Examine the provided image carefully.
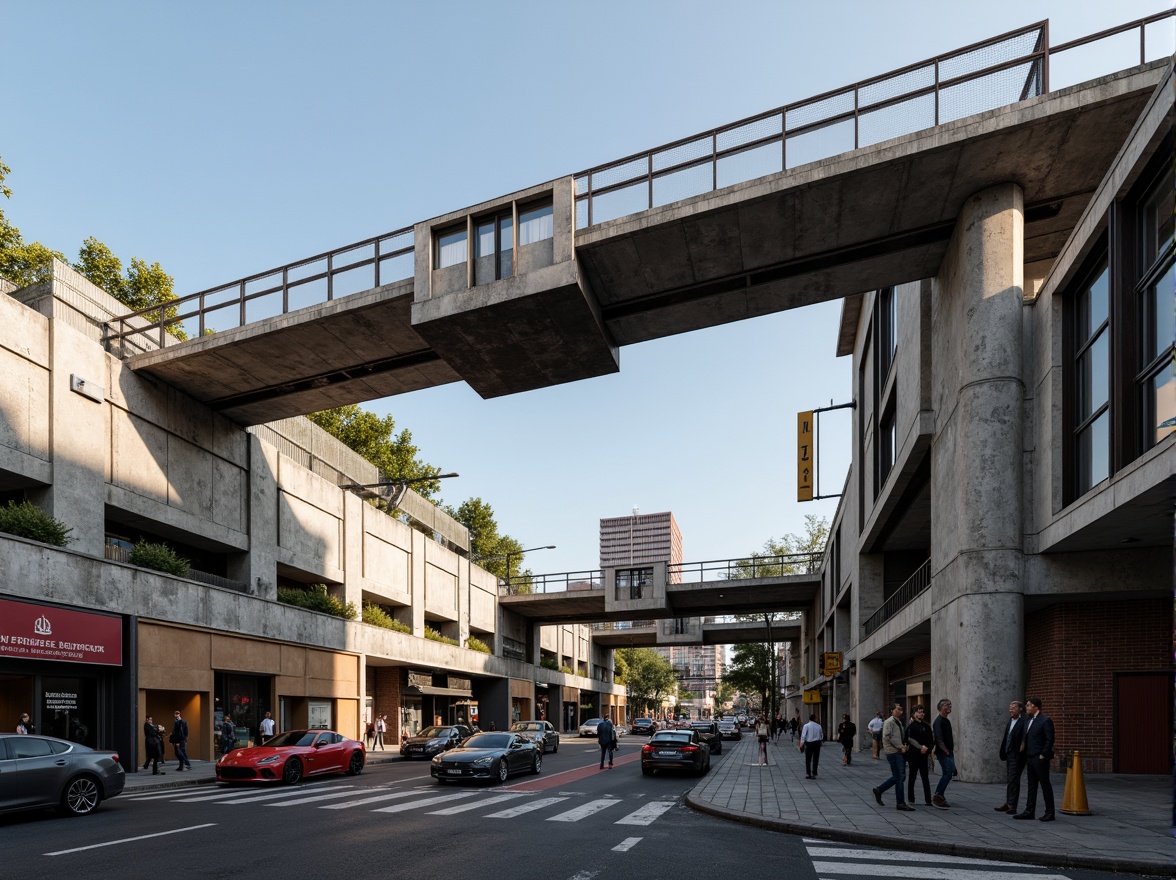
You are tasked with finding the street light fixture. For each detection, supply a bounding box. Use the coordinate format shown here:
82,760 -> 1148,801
339,472 -> 459,509
475,545 -> 556,593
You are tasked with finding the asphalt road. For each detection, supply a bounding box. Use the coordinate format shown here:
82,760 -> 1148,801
0,736 -> 1157,880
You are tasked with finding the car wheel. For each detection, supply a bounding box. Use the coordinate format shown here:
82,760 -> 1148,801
283,758 -> 303,785
532,752 -> 542,775
346,751 -> 365,776
496,759 -> 509,784
59,774 -> 101,816
553,740 -> 558,753
642,765 -> 653,776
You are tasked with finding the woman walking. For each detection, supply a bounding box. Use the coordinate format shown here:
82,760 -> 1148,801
755,715 -> 771,765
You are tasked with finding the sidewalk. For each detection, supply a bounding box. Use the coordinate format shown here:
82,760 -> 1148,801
686,734 -> 1174,876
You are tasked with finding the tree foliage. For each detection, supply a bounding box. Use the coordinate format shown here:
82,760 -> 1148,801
449,497 -> 523,579
722,642 -> 775,709
616,647 -> 677,716
308,405 -> 440,499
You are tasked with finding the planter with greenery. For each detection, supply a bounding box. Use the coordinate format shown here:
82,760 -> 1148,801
129,540 -> 189,577
540,658 -> 559,671
276,584 -> 357,620
424,626 -> 459,646
0,500 -> 72,546
465,635 -> 491,654
362,602 -> 411,633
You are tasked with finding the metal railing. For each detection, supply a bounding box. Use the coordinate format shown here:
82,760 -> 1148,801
670,552 -> 822,584
862,558 -> 931,637
104,542 -> 249,593
591,620 -> 657,631
103,13 -> 1172,354
501,570 -> 604,596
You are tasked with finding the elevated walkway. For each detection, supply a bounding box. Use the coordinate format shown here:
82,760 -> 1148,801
589,618 -> 801,648
104,17 -> 1172,425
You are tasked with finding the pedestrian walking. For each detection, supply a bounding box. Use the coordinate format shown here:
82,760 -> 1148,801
837,714 -> 857,765
789,714 -> 799,741
16,712 -> 32,734
905,704 -> 934,806
871,703 -> 914,811
931,698 -> 954,808
219,712 -> 236,756
867,711 -> 884,759
170,710 -> 192,771
142,715 -> 166,775
375,714 -> 387,750
995,700 -> 1027,813
799,714 -> 823,779
1014,697 -> 1056,822
755,715 -> 771,765
773,710 -> 784,744
597,716 -> 616,769
259,710 -> 275,745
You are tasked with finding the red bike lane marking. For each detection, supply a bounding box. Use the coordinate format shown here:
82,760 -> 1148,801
506,749 -> 642,791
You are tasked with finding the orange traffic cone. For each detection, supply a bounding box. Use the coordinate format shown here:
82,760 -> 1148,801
1060,750 -> 1091,815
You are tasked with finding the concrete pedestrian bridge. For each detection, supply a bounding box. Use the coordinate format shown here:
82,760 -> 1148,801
105,16 -> 1172,425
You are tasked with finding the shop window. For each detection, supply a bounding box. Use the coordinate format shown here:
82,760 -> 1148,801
475,211 -> 513,284
435,226 -> 467,268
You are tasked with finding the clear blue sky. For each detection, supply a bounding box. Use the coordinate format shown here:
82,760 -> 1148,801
3,2 -> 1168,576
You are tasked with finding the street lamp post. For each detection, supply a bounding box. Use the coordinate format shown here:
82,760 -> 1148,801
479,545 -> 556,594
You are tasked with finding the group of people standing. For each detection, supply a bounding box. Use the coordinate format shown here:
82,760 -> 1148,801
139,708 -> 277,774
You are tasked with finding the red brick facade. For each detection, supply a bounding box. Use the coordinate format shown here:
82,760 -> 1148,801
1025,598 -> 1170,773
368,666 -> 403,746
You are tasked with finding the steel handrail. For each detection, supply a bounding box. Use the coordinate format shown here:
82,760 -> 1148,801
862,558 -> 931,636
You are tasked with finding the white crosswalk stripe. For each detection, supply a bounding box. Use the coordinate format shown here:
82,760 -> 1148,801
806,847 -> 1025,867
427,792 -> 526,814
266,788 -> 385,807
614,800 -> 675,825
547,798 -> 621,822
319,790 -> 431,810
807,841 -> 1073,880
372,792 -> 480,813
485,796 -> 569,818
211,785 -> 359,805
813,866 -> 1071,880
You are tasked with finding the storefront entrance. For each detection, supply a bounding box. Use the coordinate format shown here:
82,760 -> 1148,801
0,672 -> 100,748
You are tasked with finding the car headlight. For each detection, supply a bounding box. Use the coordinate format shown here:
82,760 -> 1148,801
256,755 -> 282,765
472,756 -> 493,766
431,755 -> 442,764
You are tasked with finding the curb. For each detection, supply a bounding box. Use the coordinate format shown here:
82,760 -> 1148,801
684,789 -> 1176,877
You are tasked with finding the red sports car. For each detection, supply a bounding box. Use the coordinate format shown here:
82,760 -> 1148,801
216,729 -> 365,784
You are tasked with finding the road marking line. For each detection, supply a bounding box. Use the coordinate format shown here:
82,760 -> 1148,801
547,798 -> 621,822
486,796 -> 568,818
44,823 -> 216,856
615,800 -> 675,825
612,837 -> 643,852
321,790 -> 429,809
372,792 -> 479,813
216,785 -> 358,805
566,871 -> 599,880
806,847 -> 1026,867
266,788 -> 383,807
427,793 -> 526,814
811,862 -> 1070,879
173,783 -> 353,803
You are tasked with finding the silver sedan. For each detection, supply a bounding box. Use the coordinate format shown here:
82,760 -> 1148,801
509,720 -> 560,753
0,734 -> 125,816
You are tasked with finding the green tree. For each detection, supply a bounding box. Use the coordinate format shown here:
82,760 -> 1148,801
714,679 -> 735,713
722,642 -> 775,711
616,647 -> 677,717
308,405 -> 440,499
75,236 -> 126,299
449,497 -> 523,579
0,158 -> 65,286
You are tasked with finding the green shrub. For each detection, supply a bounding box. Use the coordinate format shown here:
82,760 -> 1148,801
276,584 -> 357,620
558,665 -> 573,675
0,500 -> 72,546
362,602 -> 410,633
466,635 -> 491,654
540,658 -> 559,671
129,540 -> 188,577
424,626 -> 459,646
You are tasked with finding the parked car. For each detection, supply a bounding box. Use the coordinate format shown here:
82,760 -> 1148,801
578,718 -> 605,737
630,717 -> 658,736
509,720 -> 560,753
0,734 -> 125,816
689,720 -> 723,755
717,719 -> 741,740
216,729 -> 365,784
431,732 -> 542,783
641,729 -> 710,776
400,724 -> 474,759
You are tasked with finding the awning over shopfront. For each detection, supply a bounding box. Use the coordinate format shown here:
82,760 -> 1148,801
407,685 -> 473,698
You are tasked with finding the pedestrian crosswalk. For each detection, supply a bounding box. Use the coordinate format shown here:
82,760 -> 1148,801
803,838 -> 1074,880
122,783 -> 678,827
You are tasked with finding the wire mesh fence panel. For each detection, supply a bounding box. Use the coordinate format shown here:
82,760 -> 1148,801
287,276 -> 328,311
591,180 -> 649,225
938,61 -> 1039,124
576,197 -> 590,229
858,92 -> 936,148
378,252 -> 413,284
1050,30 -> 1143,91
591,156 -> 648,192
785,89 -> 854,133
330,264 -> 375,299
653,134 -> 712,172
653,162 -> 713,207
245,290 -> 284,324
287,256 -> 328,283
574,174 -> 590,195
785,118 -> 855,169
716,141 -> 783,189
858,63 -> 936,109
244,270 -> 283,297
203,301 -> 244,333
1144,18 -> 1176,62
717,112 -> 782,152
938,27 -> 1042,81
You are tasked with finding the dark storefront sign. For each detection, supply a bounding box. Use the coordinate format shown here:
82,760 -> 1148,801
0,597 -> 122,666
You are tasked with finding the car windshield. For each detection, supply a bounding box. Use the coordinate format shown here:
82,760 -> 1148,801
582,719 -> 603,725
264,731 -> 319,748
634,718 -> 652,724
464,733 -> 512,749
690,722 -> 712,730
417,726 -> 454,738
511,722 -> 543,732
651,732 -> 692,744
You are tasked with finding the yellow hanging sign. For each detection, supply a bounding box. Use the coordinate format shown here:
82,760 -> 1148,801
797,411 -> 814,502
802,690 -> 822,704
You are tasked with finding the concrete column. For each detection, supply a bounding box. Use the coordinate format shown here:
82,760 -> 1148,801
930,182 -> 1026,783
341,491 -> 364,611
226,435 -> 278,598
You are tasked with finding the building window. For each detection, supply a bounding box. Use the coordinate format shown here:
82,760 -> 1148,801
475,211 -> 513,284
1136,164 -> 1175,448
1072,257 -> 1111,495
879,402 -> 897,487
518,202 -> 554,245
616,567 -> 653,600
879,286 -> 897,382
436,226 -> 467,268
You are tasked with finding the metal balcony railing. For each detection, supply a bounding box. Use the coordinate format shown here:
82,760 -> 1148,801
862,559 -> 931,637
671,552 -> 822,583
102,13 -> 1172,354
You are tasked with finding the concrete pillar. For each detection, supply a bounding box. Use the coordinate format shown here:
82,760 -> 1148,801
930,182 -> 1026,783
226,435 -> 278,598
341,491 -> 364,612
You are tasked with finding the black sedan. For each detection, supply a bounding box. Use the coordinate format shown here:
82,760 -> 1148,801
400,724 -> 473,759
629,717 -> 658,735
0,734 -> 125,816
431,732 -> 542,783
689,720 -> 723,755
641,729 -> 710,776
509,720 -> 560,753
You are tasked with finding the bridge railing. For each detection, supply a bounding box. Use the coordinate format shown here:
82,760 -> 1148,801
103,13 -> 1172,354
502,570 -> 604,596
670,552 -> 822,583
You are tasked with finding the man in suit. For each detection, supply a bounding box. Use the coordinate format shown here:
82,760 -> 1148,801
171,710 -> 192,771
597,716 -> 616,769
995,700 -> 1026,813
1014,696 -> 1056,821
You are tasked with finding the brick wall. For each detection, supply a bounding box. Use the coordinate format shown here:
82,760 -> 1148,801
1025,598 -> 1169,773
370,667 -> 403,746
